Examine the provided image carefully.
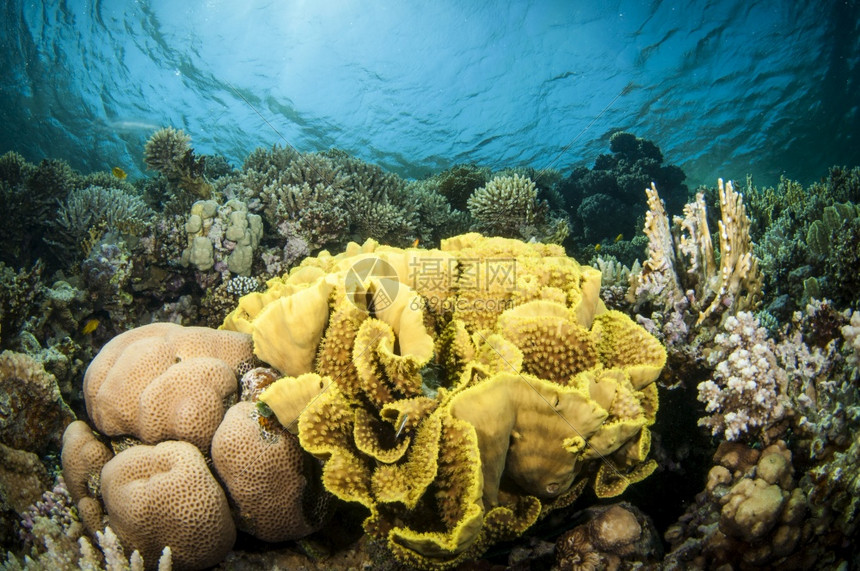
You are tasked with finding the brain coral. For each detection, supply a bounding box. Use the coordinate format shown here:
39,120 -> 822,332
83,322 -> 254,450
101,440 -> 235,570
222,232 -> 666,569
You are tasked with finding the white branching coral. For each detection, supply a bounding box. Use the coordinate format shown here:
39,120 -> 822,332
631,179 -> 763,325
697,312 -> 789,441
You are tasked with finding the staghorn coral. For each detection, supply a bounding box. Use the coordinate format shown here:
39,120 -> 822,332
222,232 -> 666,569
467,174 -> 570,244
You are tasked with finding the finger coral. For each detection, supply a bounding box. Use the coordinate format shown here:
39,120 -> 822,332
224,232 -> 666,569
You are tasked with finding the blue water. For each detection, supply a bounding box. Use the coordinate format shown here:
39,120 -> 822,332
1,0 -> 858,187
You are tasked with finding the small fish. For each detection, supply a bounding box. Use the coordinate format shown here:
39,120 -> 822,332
594,243 -> 602,252
614,233 -> 624,243
112,166 -> 127,180
394,414 -> 409,439
81,318 -> 100,335
411,238 -> 420,248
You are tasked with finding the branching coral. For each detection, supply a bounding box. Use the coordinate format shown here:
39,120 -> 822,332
467,174 -> 538,237
631,179 -> 763,326
144,127 -> 212,200
697,312 -> 790,442
48,186 -> 153,259
467,174 -> 569,243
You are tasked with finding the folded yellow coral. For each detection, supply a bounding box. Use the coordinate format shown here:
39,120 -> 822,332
224,233 -> 667,570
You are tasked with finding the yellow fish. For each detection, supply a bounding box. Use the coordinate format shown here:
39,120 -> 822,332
81,318 -> 100,335
594,243 -> 602,252
112,166 -> 127,180
614,233 -> 624,243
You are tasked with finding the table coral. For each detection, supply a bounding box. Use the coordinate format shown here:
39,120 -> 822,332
229,232 -> 667,569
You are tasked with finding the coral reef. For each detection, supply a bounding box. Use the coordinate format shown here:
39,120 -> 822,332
559,131 -> 687,244
224,232 -> 666,569
3,130 -> 859,570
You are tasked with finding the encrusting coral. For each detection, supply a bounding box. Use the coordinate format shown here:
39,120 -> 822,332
219,232 -> 666,569
664,441 -> 810,568
0,350 -> 75,454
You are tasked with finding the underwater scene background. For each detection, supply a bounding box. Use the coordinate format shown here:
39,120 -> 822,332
1,1 -> 859,570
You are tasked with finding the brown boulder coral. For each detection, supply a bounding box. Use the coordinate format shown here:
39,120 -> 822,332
60,420 -> 113,534
227,232 -> 666,569
83,322 -> 254,450
210,401 -> 332,542
101,440 -> 235,570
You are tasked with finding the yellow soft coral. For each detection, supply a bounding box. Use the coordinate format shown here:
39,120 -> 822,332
224,233 -> 666,570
